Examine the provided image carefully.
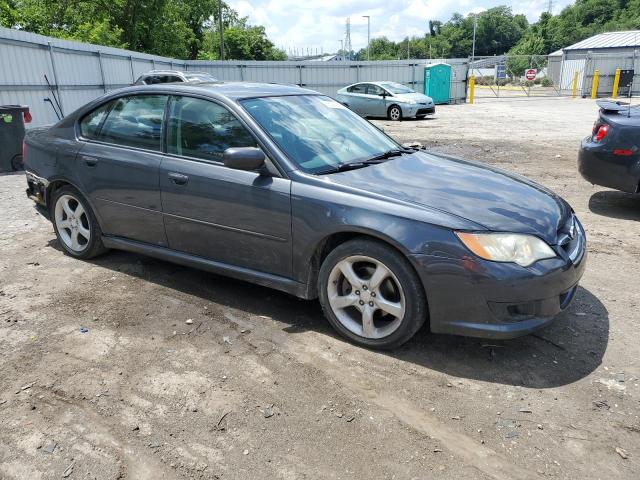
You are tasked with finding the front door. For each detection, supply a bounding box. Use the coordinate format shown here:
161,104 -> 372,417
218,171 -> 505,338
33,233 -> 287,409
159,95 -> 292,277
75,94 -> 168,246
364,84 -> 388,117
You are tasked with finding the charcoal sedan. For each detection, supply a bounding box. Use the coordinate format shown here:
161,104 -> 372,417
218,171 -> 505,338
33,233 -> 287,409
336,82 -> 435,120
24,82 -> 586,349
579,100 -> 640,193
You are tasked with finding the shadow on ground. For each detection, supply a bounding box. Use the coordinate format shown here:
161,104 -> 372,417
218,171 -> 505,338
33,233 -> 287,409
48,240 -> 608,390
589,190 -> 640,220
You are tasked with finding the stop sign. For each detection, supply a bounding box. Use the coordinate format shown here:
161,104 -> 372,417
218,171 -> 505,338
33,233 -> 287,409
525,68 -> 537,81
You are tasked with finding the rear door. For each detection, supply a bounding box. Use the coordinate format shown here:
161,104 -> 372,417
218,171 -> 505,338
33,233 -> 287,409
76,94 -> 169,246
159,95 -> 292,277
345,83 -> 367,115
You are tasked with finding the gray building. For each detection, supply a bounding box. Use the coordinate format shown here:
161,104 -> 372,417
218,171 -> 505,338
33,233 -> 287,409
548,30 -> 640,96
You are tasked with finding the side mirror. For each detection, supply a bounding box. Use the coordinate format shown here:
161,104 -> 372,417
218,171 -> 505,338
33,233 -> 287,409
223,147 -> 265,171
379,92 -> 387,97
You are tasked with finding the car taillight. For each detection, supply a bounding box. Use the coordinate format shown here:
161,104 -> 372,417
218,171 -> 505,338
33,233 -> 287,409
23,110 -> 32,123
22,140 -> 26,163
613,149 -> 633,156
594,124 -> 609,142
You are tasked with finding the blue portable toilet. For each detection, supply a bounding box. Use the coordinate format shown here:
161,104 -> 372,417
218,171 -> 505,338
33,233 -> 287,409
424,63 -> 451,104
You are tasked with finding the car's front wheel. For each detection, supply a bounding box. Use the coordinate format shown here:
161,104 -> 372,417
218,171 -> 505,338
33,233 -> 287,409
387,105 -> 402,121
51,185 -> 107,259
318,238 -> 427,349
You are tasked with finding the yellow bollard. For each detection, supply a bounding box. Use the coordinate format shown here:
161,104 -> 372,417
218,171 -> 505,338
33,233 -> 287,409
612,68 -> 621,99
468,75 -> 475,104
572,71 -> 579,98
591,69 -> 600,99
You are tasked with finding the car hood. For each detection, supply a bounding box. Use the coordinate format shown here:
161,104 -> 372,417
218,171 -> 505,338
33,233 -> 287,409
326,151 -> 570,244
393,92 -> 433,104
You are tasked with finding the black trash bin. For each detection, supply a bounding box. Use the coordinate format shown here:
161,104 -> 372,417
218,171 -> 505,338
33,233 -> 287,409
0,105 -> 31,172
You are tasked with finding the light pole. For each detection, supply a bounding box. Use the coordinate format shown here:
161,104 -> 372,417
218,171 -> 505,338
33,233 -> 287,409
362,15 -> 370,61
218,0 -> 225,61
471,14 -> 477,64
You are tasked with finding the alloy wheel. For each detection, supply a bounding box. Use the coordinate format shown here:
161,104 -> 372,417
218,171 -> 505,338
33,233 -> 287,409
54,194 -> 91,252
327,255 -> 406,339
389,107 -> 401,121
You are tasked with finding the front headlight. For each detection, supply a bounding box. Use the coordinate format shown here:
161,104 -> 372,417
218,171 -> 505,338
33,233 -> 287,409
456,232 -> 556,267
402,99 -> 417,105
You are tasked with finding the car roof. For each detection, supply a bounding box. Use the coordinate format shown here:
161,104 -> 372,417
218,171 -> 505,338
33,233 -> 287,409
123,81 -> 319,100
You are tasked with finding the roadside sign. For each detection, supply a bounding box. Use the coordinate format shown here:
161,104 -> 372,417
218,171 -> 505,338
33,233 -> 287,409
495,64 -> 507,80
525,68 -> 537,81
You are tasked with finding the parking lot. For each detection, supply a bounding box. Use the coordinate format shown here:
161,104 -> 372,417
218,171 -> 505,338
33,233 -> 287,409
1,97 -> 639,479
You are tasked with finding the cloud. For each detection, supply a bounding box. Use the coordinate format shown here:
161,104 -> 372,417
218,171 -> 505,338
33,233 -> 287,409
227,0 -> 575,53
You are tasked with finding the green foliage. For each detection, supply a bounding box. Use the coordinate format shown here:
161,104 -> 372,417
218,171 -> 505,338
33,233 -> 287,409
0,0 -> 284,60
356,1 -> 640,61
356,6 -> 527,60
199,19 -> 287,60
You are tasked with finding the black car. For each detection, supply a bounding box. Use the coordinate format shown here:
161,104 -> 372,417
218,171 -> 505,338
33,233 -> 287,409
24,82 -> 586,349
579,100 -> 640,193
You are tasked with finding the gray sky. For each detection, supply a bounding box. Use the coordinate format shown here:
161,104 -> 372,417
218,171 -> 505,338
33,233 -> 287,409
227,0 -> 574,54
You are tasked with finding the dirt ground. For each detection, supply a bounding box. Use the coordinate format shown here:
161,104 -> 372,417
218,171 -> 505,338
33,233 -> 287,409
1,97 -> 639,480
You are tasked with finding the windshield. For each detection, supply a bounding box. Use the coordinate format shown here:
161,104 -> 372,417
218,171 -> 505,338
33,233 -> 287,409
241,95 -> 400,174
380,82 -> 414,94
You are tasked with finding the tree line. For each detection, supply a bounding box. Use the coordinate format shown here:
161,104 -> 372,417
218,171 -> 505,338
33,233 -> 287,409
1,0 -> 639,61
353,1 -> 640,60
0,0 -> 286,60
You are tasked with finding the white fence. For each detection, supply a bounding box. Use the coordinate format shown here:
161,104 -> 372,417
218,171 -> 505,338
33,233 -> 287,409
0,27 -> 469,127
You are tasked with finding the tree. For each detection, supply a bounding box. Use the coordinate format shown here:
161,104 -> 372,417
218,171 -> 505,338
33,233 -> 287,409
0,0 -> 284,60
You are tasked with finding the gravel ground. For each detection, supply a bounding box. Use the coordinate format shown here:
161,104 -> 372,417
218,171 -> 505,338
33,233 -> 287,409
1,97 -> 639,480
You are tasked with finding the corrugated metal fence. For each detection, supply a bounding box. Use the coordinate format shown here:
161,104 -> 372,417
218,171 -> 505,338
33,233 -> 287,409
0,27 -> 469,127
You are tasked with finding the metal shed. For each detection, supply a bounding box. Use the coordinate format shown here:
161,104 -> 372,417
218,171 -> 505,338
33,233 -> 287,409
549,31 -> 640,97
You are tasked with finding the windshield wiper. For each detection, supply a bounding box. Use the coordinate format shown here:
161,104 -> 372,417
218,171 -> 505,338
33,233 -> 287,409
321,149 -> 409,174
365,148 -> 407,162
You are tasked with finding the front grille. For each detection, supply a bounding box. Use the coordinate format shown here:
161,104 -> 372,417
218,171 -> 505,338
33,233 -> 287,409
416,107 -> 435,116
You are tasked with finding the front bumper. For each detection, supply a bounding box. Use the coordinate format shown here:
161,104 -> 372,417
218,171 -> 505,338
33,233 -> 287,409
578,138 -> 640,193
409,222 -> 587,339
403,104 -> 435,118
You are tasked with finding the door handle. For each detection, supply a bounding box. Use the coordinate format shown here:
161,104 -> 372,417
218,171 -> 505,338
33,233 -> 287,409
168,172 -> 189,185
82,156 -> 98,167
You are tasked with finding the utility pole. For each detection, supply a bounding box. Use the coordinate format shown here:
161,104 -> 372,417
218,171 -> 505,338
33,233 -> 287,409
362,15 -> 370,60
407,38 -> 410,59
218,0 -> 225,60
471,14 -> 477,64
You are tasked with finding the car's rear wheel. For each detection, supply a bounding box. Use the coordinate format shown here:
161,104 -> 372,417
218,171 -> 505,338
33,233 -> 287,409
51,185 -> 107,259
388,105 -> 402,121
10,154 -> 23,171
318,238 -> 427,349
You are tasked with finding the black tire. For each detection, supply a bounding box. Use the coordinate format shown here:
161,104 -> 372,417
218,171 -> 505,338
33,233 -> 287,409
387,105 -> 403,121
10,154 -> 23,171
50,185 -> 107,259
318,238 -> 427,349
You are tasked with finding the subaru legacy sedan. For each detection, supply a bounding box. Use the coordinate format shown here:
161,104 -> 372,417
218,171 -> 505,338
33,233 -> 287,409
337,81 -> 435,120
24,82 -> 585,349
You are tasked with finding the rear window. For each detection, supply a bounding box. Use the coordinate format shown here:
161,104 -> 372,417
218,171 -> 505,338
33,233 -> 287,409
347,84 -> 366,93
79,101 -> 113,140
97,95 -> 167,151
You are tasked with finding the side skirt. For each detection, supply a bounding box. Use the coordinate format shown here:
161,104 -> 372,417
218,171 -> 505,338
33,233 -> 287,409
101,236 -> 310,299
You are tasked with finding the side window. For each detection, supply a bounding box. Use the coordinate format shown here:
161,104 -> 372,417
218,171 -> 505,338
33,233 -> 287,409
167,96 -> 257,162
348,84 -> 366,94
79,101 -> 113,140
165,76 -> 182,83
367,84 -> 384,96
98,95 -> 167,151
